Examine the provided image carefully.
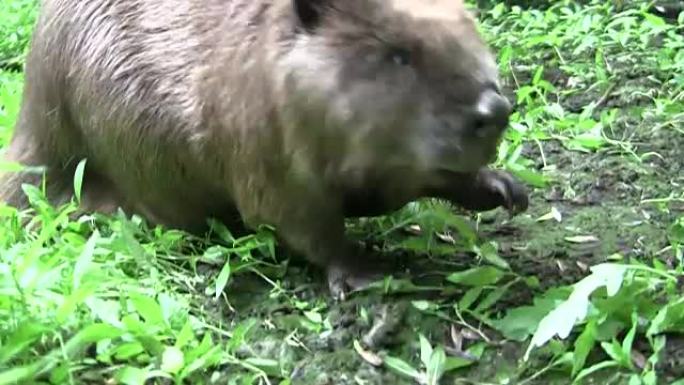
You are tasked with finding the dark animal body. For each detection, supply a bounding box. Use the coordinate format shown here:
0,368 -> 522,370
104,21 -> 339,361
0,0 -> 528,298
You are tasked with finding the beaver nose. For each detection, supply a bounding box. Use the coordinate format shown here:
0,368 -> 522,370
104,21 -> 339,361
472,88 -> 511,133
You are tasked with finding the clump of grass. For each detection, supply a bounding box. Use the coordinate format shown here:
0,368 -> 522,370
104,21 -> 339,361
0,71 -> 23,147
483,0 -> 684,181
0,182 -> 288,384
0,0 -> 37,69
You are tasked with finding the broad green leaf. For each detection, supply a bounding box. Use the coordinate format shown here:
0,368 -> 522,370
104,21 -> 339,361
202,245 -> 228,264
136,335 -> 166,357
525,264 -> 627,360
113,342 -> 145,360
226,319 -> 257,353
492,294 -> 561,341
442,214 -> 477,244
12,323 -> 125,383
383,356 -> 422,381
509,167 -> 547,188
572,319 -> 597,377
180,345 -> 223,379
114,366 -> 171,385
467,342 -> 487,361
600,340 -> 628,367
186,333 -> 214,363
568,132 -> 605,151
458,287 -> 483,311
244,358 -> 281,376
215,255 -> 231,300
208,219 -> 235,243
130,294 -> 167,328
56,283 -> 97,324
0,323 -> 46,365
161,346 -> 185,374
646,298 -> 684,336
0,363 -> 42,385
474,280 -> 514,313
0,161 -> 25,172
65,323 -> 123,352
642,370 -> 657,385
444,356 -> 477,371
175,319 -> 195,350
620,314 -> 638,369
573,361 -> 620,384
412,300 -> 434,311
476,241 -> 510,270
21,184 -> 48,210
532,65 -> 544,85
86,297 -> 123,326
670,218 -> 684,244
447,266 -> 505,287
592,264 -> 627,296
158,293 -> 186,328
73,158 -> 87,203
419,334 -> 433,368
516,85 -> 535,104
118,213 -> 147,259
303,310 -> 323,325
642,12 -> 667,27
426,347 -> 446,385
73,230 -> 99,289
115,367 -> 151,385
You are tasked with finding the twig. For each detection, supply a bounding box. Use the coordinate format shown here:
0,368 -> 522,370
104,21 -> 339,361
454,308 -> 492,344
594,82 -> 618,110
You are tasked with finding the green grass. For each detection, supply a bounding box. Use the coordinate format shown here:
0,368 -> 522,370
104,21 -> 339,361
1,1 -> 684,384
0,0 -> 37,69
0,74 -> 22,152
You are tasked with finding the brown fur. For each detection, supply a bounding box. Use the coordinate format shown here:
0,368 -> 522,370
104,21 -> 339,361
0,0 -> 528,296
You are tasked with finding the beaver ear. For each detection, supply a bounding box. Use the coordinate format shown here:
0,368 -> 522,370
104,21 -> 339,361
292,0 -> 327,31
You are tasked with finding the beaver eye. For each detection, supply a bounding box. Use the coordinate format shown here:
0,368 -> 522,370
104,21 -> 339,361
388,48 -> 412,66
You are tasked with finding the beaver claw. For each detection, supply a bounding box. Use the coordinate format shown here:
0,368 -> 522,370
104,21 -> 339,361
479,169 -> 529,215
327,259 -> 388,301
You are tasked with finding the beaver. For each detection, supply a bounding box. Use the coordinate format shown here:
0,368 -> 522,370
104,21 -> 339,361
0,0 -> 528,299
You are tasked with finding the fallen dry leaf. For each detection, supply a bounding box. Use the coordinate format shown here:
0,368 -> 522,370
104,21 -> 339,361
565,235 -> 600,244
354,340 -> 383,367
